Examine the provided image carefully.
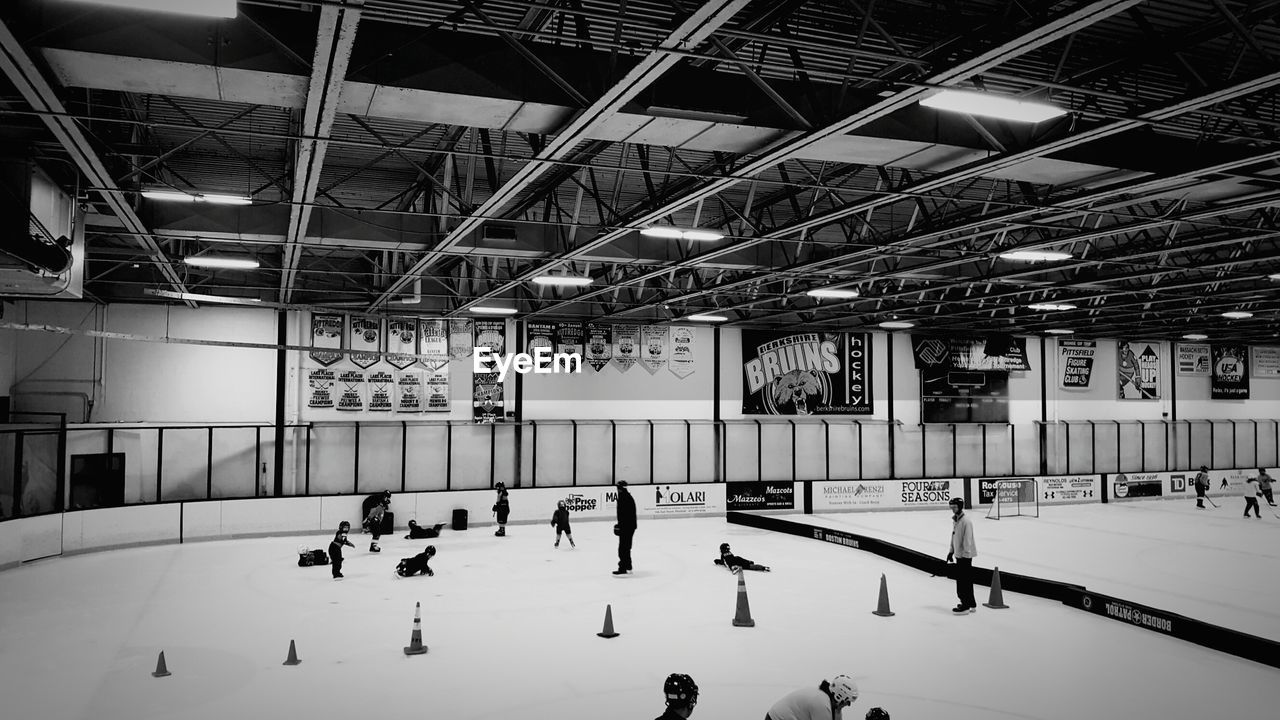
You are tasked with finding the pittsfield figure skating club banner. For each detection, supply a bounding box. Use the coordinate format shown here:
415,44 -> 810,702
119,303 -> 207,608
555,322 -> 583,357
337,370 -> 366,411
348,316 -> 383,368
1251,346 -> 1280,378
309,313 -> 344,366
612,324 -> 639,373
395,371 -> 424,412
368,371 -> 394,412
307,368 -> 336,408
386,317 -> 419,369
1211,343 -> 1250,399
1059,340 -> 1096,389
641,325 -> 668,374
741,331 -> 873,415
420,319 -> 449,369
1177,343 -> 1210,376
911,333 -> 1030,371
586,323 -> 612,372
669,325 -> 695,378
1117,340 -> 1160,400
448,319 -> 473,359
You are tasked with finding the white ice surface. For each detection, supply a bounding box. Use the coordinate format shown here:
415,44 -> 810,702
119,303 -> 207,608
0,511 -> 1278,720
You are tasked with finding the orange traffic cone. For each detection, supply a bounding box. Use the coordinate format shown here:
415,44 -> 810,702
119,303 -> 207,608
151,651 -> 171,678
283,639 -> 301,666
597,604 -> 620,638
983,567 -> 1010,609
732,569 -> 755,627
872,573 -> 895,617
403,602 -> 429,655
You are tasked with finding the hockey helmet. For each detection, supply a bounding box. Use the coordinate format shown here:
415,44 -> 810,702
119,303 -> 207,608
425,545 -> 437,557
408,519 -> 419,528
719,542 -> 731,554
827,675 -> 859,706
297,544 -> 310,554
557,500 -> 566,509
948,497 -> 964,509
339,520 -> 351,531
663,673 -> 699,707
865,708 -> 889,720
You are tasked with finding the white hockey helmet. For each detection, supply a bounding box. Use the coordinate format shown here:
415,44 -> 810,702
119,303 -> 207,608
827,675 -> 859,706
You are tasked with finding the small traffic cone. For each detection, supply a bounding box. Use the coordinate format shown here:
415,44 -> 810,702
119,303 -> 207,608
403,602 -> 429,655
983,567 -> 1010,609
151,651 -> 171,678
732,569 -> 755,627
872,573 -> 895,617
597,604 -> 620,638
283,639 -> 301,666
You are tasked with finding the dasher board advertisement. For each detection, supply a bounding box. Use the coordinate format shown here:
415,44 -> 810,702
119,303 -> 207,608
812,479 -> 959,511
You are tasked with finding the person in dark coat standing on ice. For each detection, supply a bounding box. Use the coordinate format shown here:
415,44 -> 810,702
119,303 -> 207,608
613,480 -> 636,575
493,482 -> 510,537
329,521 -> 356,579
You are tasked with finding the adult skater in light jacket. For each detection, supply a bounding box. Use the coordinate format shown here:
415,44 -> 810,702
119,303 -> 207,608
765,675 -> 859,720
945,496 -> 978,614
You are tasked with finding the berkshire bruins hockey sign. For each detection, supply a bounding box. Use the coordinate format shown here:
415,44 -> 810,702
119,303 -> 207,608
741,331 -> 873,415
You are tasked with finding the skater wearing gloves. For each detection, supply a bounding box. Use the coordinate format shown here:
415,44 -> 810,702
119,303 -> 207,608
713,542 -> 770,572
493,482 -> 510,537
1194,466 -> 1211,509
656,673 -> 698,720
404,519 -> 445,539
362,489 -> 391,552
1257,468 -> 1275,507
1238,475 -> 1262,519
550,500 -> 575,548
765,674 -> 859,720
612,480 -> 636,575
946,497 -> 978,614
395,545 -> 436,577
329,521 -> 356,579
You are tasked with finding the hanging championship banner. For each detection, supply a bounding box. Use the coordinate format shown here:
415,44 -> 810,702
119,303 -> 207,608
741,331 -> 874,415
387,318 -> 419,369
1211,344 -> 1250,399
348,316 -> 383,368
911,334 -> 1030,371
1251,346 -> 1280,378
420,319 -> 449,369
527,321 -> 555,356
395,371 -> 424,413
448,319 -> 473,359
641,325 -> 669,374
556,322 -> 583,357
426,364 -> 450,412
368,371 -> 394,412
473,319 -> 505,371
1117,340 -> 1160,400
586,323 -> 612,372
1177,343 -> 1210,376
337,370 -> 366,411
612,324 -> 640,373
669,325 -> 695,379
309,313 -> 344,366
1059,340 -> 1096,389
472,319 -> 505,423
307,368 -> 335,408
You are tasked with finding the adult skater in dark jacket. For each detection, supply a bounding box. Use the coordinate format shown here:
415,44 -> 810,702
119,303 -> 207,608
550,500 -> 575,548
329,521 -> 356,579
613,480 -> 637,575
713,542 -> 770,572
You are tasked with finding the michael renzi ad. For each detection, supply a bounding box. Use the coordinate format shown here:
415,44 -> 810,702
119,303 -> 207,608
741,331 -> 873,415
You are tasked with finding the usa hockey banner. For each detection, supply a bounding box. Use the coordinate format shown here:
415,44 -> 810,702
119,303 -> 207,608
741,331 -> 873,415
586,323 -> 612,372
1177,343 -> 1210,376
387,318 -> 419,369
395,371 -> 424,413
911,334 -> 1030,371
309,313 -> 344,366
348,316 -> 383,368
307,368 -> 336,408
419,319 -> 449,370
426,364 -> 450,412
669,325 -> 695,379
368,371 -> 394,412
1117,340 -> 1160,400
1211,344 -> 1250,399
1251,346 -> 1280,378
555,322 -> 583,357
612,324 -> 640,373
337,370 -> 366,411
1059,340 -> 1096,389
641,325 -> 668,374
448,319 -> 473,359
526,321 -> 555,355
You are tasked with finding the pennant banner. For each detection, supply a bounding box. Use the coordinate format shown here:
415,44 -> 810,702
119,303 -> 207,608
586,323 -> 612,372
448,319 -> 473,359
309,313 -> 344,366
1177,343 -> 1210,376
641,325 -> 669,375
1211,344 -> 1250,399
386,318 -> 419,369
741,331 -> 873,415
612,324 -> 640,373
420,319 -> 449,369
368,371 -> 394,412
395,371 -> 424,413
1117,340 -> 1160,400
669,325 -> 695,379
527,321 -> 556,355
426,364 -> 450,412
910,334 -> 1030,371
348,316 -> 383,369
555,322 -> 583,358
307,368 -> 335,408
337,370 -> 366,411
1251,346 -> 1280,378
473,319 -> 506,371
1059,340 -> 1096,389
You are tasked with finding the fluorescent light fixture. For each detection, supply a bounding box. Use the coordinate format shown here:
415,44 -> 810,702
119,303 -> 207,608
686,313 -> 728,322
920,90 -> 1068,123
807,288 -> 860,299
142,190 -> 252,205
531,275 -> 593,287
470,306 -> 518,315
1000,250 -> 1073,262
680,229 -> 724,242
149,289 -> 261,305
183,256 -> 259,269
639,226 -> 685,239
1269,273 -> 1280,280
67,0 -> 238,17
1027,303 -> 1077,311
1182,334 -> 1209,340
879,320 -> 915,329
1222,311 -> 1253,319
1045,329 -> 1075,335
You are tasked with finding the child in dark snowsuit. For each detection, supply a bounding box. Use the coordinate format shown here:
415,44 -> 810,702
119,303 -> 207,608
329,521 -> 356,579
713,542 -> 770,572
550,500 -> 575,548
404,519 -> 445,539
493,482 -> 510,536
395,545 -> 436,577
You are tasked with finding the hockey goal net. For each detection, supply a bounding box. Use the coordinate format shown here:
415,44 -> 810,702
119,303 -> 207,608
986,478 -> 1039,519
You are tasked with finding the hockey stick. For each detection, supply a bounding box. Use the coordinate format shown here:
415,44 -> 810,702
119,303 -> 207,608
1203,495 -> 1219,508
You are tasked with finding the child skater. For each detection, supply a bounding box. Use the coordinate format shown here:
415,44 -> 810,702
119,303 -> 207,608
403,519 -> 445,539
493,482 -> 510,537
395,545 -> 437,577
550,500 -> 575,548
329,520 -> 356,579
713,542 -> 770,572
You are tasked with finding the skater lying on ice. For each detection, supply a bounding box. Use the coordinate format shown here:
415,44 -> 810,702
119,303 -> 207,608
395,545 -> 436,577
713,542 -> 770,572
403,519 -> 445,539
